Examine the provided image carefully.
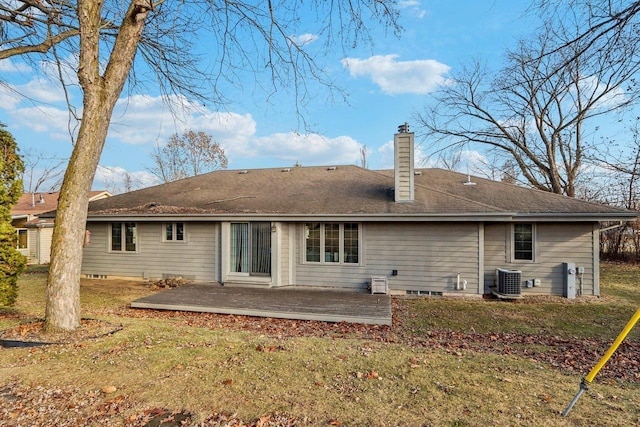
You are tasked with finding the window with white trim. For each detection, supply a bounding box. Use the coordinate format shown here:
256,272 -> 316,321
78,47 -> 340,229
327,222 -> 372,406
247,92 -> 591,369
16,229 -> 27,249
110,222 -> 137,252
164,222 -> 185,242
513,223 -> 534,261
304,223 -> 360,264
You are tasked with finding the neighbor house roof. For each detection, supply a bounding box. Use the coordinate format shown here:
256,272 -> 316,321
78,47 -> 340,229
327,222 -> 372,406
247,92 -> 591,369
82,166 -> 635,222
12,191 -> 112,217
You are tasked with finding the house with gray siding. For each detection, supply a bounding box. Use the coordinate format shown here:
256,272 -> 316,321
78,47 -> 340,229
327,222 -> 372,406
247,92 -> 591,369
11,190 -> 111,264
80,128 -> 636,298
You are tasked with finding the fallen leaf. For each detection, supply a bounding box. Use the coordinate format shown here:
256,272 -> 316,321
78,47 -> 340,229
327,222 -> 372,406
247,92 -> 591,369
101,385 -> 117,394
222,379 -> 233,386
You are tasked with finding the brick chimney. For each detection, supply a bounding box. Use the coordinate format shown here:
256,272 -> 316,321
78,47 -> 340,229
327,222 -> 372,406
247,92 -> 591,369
394,122 -> 414,203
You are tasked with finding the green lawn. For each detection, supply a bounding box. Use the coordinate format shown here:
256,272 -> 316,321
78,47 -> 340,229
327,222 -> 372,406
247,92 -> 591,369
0,263 -> 638,426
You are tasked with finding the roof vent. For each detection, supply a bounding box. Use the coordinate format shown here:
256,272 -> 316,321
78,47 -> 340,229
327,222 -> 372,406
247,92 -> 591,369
282,168 -> 291,172
39,194 -> 45,204
239,170 -> 248,174
414,171 -> 422,176
463,170 -> 476,186
327,166 -> 337,171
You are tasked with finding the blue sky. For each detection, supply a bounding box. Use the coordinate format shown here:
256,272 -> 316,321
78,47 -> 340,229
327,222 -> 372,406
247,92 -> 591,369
0,1 -> 540,193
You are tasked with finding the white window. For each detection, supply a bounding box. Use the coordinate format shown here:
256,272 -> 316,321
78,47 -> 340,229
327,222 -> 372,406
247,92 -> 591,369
513,223 -> 535,261
164,222 -> 185,242
230,222 -> 271,275
16,229 -> 28,249
110,222 -> 137,252
304,223 -> 360,264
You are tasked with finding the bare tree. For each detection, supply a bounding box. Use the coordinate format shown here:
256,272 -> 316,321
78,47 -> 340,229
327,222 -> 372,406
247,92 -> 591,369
535,1 -> 640,74
150,131 -> 228,183
0,1 -> 399,331
97,166 -> 143,195
20,148 -> 66,193
590,122 -> 640,260
417,24 -> 638,197
435,150 -> 462,172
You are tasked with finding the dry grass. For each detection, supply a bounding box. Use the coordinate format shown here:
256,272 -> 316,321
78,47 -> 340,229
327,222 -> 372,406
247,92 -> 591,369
405,263 -> 640,342
0,263 -> 639,426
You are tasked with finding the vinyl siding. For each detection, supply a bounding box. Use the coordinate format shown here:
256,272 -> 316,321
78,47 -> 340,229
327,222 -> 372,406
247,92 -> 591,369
294,222 -> 481,294
82,222 -> 219,281
27,229 -> 38,263
483,222 -> 597,296
279,223 -> 291,286
38,227 -> 53,264
27,228 -> 53,264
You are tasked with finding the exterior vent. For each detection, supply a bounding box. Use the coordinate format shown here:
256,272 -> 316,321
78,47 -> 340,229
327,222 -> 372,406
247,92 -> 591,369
282,168 -> 291,172
371,276 -> 388,294
327,166 -> 337,171
239,170 -> 248,174
407,290 -> 442,296
495,268 -> 522,298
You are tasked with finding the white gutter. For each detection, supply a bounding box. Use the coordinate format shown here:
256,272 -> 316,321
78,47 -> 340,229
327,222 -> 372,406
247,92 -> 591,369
599,221 -> 626,233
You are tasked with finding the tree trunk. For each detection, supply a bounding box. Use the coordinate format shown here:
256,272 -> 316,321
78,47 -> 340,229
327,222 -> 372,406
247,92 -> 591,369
45,0 -> 150,331
45,98 -> 113,330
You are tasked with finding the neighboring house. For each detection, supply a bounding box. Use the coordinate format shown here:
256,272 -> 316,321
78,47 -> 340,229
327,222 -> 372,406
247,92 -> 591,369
11,190 -> 112,264
78,128 -> 636,298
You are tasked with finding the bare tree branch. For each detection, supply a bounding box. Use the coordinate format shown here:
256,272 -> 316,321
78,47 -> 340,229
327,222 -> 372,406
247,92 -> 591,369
417,21 -> 635,197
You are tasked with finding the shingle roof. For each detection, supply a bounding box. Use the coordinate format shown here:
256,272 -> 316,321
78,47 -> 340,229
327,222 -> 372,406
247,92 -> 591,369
84,166 -> 634,221
12,191 -> 111,216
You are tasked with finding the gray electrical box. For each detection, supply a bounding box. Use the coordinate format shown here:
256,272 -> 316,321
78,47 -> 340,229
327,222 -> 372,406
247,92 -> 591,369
564,262 -> 576,299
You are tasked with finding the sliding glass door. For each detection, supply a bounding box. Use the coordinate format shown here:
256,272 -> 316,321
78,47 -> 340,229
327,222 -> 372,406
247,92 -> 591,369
230,222 -> 271,276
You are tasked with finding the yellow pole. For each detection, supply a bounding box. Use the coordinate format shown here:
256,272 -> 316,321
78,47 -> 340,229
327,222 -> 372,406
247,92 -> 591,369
563,307 -> 640,417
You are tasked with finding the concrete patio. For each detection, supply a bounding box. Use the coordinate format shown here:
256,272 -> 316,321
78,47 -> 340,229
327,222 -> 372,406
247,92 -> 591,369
131,284 -> 392,325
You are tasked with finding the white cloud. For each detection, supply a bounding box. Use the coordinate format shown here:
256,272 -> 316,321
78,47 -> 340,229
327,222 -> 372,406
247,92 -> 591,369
377,139 -> 429,169
2,89 -> 364,172
8,105 -> 77,140
0,84 -> 25,110
342,54 -> 450,95
109,94 -> 206,145
398,0 -> 426,18
0,59 -> 32,73
191,112 -> 257,163
110,93 -> 360,168
251,133 -> 362,166
578,75 -> 628,110
289,33 -> 319,46
109,95 -> 257,153
12,77 -> 68,104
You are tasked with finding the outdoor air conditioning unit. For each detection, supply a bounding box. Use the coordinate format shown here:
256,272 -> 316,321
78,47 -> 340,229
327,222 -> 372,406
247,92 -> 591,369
495,268 -> 522,297
371,276 -> 388,295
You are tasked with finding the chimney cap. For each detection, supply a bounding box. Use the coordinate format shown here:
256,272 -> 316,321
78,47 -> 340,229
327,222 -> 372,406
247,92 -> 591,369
397,122 -> 410,133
